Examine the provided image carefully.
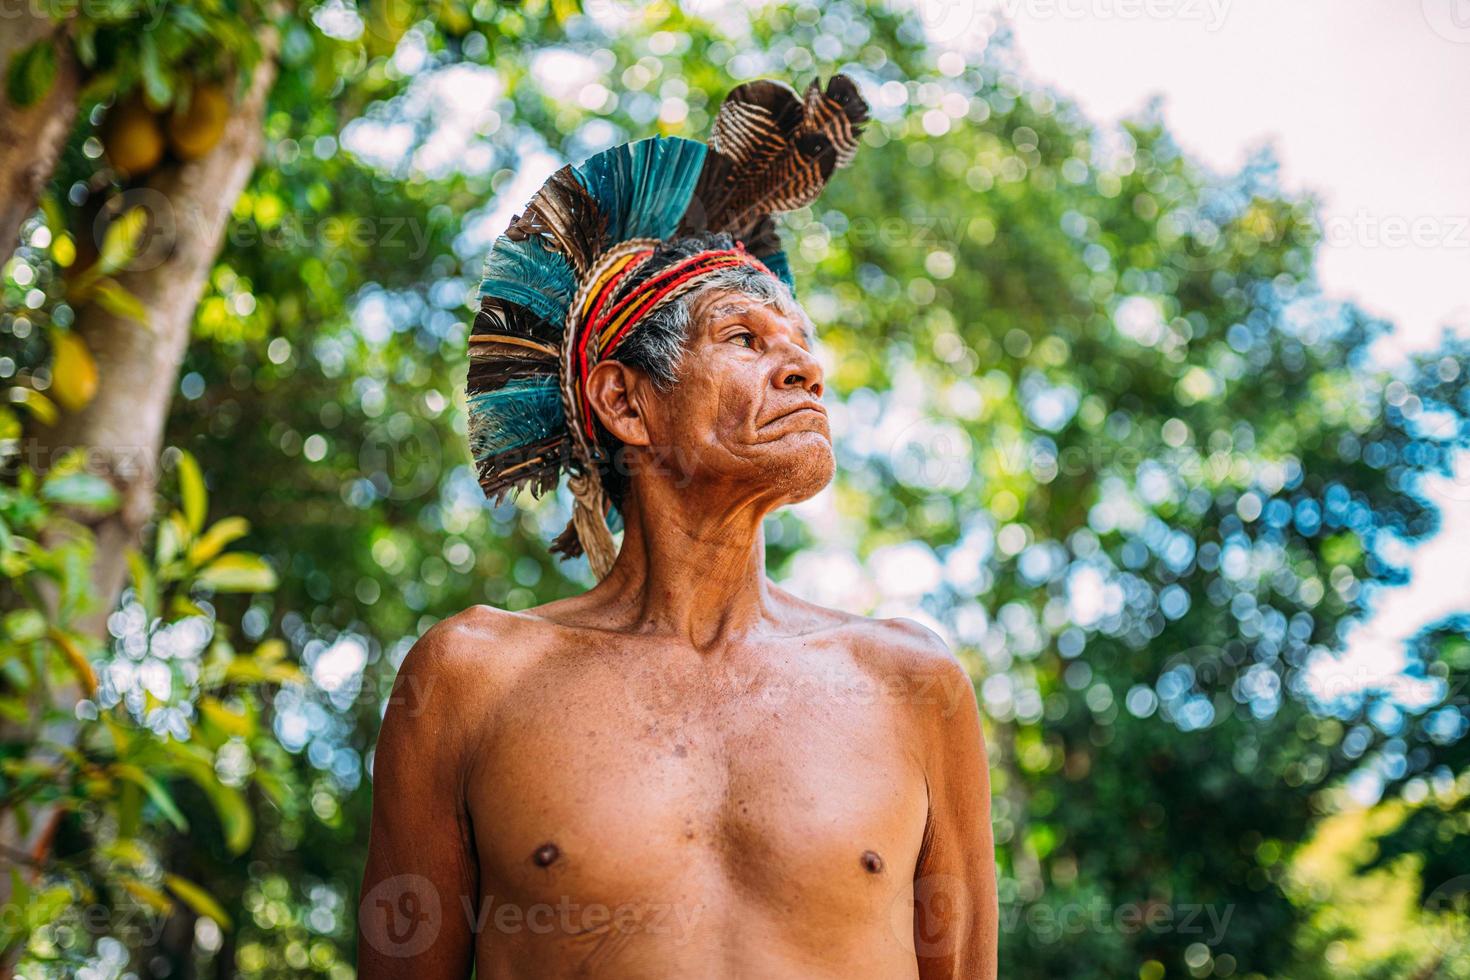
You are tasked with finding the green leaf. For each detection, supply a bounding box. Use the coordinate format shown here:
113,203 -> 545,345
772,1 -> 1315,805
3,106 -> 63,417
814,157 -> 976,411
111,764 -> 188,833
31,884 -> 71,924
187,516 -> 250,566
194,553 -> 277,594
126,548 -> 157,619
176,450 -> 206,535
199,696 -> 253,738
223,659 -> 304,685
164,874 -> 233,929
155,511 -> 183,568
169,595 -> 209,619
5,39 -> 58,108
10,388 -> 58,425
3,609 -> 46,643
39,193 -> 64,237
121,877 -> 173,914
139,34 -> 171,109
74,22 -> 96,68
0,869 -> 31,950
99,838 -> 151,868
51,627 -> 97,697
40,472 -> 119,510
0,696 -> 29,724
90,278 -> 151,328
255,639 -> 286,663
97,207 -> 148,276
179,763 -> 253,855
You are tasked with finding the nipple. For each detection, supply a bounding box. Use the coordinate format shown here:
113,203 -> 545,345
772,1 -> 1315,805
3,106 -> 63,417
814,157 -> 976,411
861,850 -> 884,874
532,842 -> 561,868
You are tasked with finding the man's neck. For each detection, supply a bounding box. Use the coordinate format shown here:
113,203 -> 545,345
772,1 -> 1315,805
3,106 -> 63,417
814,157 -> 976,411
585,477 -> 777,652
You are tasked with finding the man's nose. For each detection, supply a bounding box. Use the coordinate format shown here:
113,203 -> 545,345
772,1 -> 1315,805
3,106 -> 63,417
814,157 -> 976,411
772,340 -> 824,398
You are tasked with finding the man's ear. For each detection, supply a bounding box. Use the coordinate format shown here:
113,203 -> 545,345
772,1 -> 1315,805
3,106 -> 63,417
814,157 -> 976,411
584,360 -> 652,448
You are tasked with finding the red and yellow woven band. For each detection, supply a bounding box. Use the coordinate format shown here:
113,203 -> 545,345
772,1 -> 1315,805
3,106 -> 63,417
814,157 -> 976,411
569,242 -> 777,445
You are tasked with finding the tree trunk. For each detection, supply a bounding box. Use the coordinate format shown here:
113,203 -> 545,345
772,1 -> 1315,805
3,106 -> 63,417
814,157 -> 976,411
0,12 -> 80,265
31,47 -> 278,636
0,45 -> 277,980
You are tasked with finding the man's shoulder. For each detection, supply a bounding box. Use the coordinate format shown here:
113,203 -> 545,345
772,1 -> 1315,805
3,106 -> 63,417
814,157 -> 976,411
769,580 -> 966,686
837,614 -> 978,732
843,614 -> 966,682
391,603 -> 549,710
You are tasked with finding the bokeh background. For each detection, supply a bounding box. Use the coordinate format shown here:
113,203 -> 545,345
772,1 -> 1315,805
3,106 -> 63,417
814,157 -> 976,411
2,0 -> 1469,977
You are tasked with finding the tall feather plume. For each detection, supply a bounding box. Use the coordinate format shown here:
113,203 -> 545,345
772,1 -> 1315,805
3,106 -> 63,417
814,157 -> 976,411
466,72 -> 870,555
506,164 -> 608,278
466,373 -> 567,505
683,73 -> 869,243
573,136 -> 708,246
466,135 -> 711,511
467,375 -> 565,459
478,232 -> 577,327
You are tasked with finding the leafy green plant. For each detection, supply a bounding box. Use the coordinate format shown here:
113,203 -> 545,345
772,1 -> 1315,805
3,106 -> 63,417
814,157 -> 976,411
0,447 -> 296,972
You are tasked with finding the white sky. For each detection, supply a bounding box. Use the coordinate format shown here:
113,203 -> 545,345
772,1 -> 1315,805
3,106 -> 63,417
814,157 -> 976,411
974,0 -> 1470,694
993,0 -> 1470,356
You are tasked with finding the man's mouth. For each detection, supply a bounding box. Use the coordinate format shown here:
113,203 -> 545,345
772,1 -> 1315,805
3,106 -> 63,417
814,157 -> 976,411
765,404 -> 827,427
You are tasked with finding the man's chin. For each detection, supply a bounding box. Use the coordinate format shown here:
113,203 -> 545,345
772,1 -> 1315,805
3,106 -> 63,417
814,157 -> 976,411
763,436 -> 835,501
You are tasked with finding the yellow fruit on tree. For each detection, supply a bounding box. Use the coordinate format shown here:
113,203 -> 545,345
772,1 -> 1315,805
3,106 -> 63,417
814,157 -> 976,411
102,98 -> 165,177
167,84 -> 231,161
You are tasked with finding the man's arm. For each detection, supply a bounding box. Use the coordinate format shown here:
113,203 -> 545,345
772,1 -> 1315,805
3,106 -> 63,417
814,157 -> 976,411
357,616 -> 486,978
899,621 -> 998,980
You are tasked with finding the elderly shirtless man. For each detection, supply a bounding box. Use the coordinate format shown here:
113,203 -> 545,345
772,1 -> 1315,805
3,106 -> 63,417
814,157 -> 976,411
358,69 -> 995,977
356,249 -> 997,976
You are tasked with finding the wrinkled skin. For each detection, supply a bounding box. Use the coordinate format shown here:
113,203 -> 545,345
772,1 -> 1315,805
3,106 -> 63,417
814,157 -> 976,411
357,288 -> 997,979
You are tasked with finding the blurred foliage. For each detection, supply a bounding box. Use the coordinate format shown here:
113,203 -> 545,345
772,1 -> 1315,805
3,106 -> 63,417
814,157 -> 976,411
0,446 -> 294,973
3,0 -> 1470,977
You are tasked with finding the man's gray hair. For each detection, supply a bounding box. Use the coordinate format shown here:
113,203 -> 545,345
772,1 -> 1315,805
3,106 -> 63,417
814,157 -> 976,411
594,232 -> 807,509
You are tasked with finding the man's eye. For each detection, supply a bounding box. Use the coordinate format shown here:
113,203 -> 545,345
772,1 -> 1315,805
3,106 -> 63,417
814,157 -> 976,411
730,331 -> 757,348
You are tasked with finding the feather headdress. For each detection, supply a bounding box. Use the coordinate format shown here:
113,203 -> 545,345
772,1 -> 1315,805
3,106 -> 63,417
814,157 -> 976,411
467,73 -> 870,579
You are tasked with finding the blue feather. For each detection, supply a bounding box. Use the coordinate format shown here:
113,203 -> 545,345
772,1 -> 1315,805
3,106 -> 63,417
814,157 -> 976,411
757,249 -> 795,295
467,375 -> 565,460
478,234 -> 577,327
573,136 -> 708,247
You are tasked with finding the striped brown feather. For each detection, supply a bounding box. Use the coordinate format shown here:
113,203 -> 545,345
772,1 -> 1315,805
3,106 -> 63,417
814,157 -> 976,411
692,73 -> 869,241
506,165 -> 608,277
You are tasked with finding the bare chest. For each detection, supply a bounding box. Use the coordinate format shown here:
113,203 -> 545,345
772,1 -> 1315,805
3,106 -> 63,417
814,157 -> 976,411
465,641 -> 930,933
